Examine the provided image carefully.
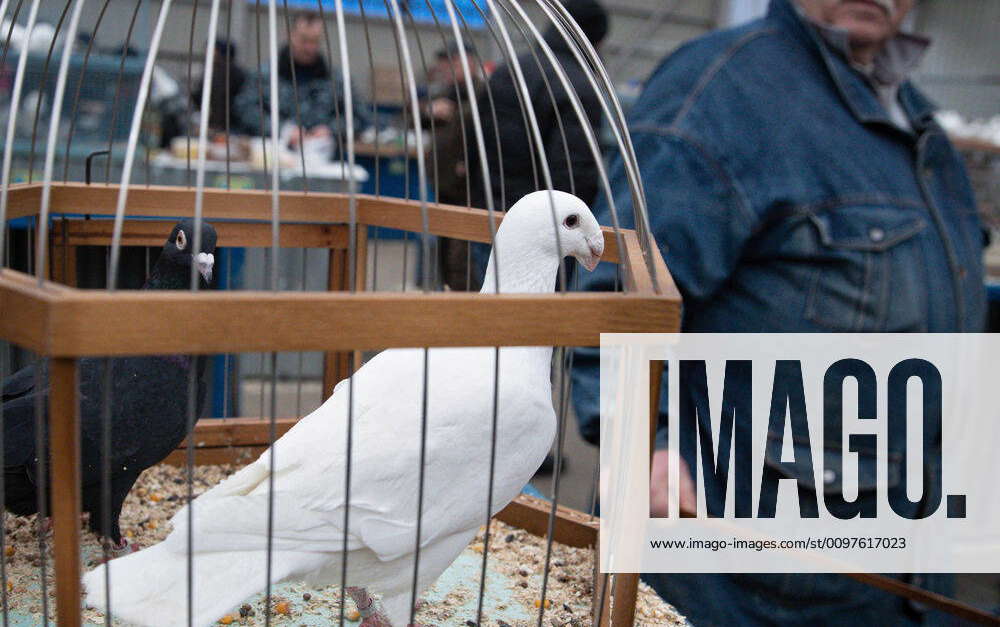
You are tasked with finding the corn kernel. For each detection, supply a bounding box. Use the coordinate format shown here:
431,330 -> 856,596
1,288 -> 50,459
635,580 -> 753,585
533,599 -> 552,609
346,609 -> 361,621
4,546 -> 14,557
218,615 -> 234,625
274,601 -> 290,615
149,493 -> 162,502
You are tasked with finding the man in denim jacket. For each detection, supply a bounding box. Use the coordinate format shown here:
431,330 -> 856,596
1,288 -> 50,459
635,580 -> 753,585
572,0 -> 986,623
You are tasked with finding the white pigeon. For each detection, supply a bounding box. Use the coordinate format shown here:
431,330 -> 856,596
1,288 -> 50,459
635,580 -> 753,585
82,190 -> 606,627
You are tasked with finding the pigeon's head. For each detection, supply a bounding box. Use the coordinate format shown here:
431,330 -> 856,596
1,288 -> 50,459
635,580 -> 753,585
162,219 -> 218,284
504,190 -> 604,271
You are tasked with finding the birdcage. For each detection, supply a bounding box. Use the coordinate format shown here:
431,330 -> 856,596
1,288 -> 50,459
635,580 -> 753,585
0,1 -> 680,625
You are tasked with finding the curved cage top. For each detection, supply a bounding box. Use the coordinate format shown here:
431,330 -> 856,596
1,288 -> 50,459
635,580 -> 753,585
0,0 -> 667,299
0,3 -> 683,627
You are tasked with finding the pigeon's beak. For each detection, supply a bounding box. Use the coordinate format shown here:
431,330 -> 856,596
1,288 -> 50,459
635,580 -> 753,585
581,233 -> 604,272
194,252 -> 214,283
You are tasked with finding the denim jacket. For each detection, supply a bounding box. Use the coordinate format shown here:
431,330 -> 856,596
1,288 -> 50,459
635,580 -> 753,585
571,2 -> 983,621
572,0 -> 986,446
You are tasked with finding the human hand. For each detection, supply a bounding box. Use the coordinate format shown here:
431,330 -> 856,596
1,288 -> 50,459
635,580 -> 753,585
650,448 -> 696,517
307,125 -> 332,139
430,98 -> 456,121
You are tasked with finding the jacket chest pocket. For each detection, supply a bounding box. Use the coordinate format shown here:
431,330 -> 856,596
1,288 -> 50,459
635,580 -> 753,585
804,207 -> 928,332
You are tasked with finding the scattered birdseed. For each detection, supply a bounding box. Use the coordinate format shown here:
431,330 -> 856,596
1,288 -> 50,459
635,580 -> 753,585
1,465 -> 685,625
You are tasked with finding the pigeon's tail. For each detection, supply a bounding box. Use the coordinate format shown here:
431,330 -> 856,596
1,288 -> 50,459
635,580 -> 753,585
83,542 -> 326,627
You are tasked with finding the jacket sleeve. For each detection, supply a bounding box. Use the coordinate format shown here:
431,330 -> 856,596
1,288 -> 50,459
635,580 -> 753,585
541,80 -> 601,205
571,126 -> 755,448
232,70 -> 269,136
477,64 -> 540,210
349,80 -> 372,132
330,73 -> 371,134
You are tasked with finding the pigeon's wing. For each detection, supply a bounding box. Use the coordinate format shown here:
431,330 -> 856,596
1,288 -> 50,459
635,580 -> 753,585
2,361 -> 45,402
106,356 -> 194,470
267,346 -> 507,560
331,346 -> 556,560
1,392 -> 46,468
70,356 -> 197,491
165,348 -> 427,556
2,361 -> 51,468
168,346 -> 555,563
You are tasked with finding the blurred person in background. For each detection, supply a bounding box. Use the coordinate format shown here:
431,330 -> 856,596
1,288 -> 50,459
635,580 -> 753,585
465,0 -> 609,290
114,44 -> 188,149
572,0 -> 986,624
424,41 -> 484,291
192,39 -> 247,134
233,11 -> 369,148
422,46 -> 459,100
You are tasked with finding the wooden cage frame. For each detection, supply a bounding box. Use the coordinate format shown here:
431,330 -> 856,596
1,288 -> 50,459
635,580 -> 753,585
0,182 -> 681,627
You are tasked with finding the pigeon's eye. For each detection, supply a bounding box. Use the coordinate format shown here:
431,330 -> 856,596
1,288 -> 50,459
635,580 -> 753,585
176,230 -> 187,251
563,214 -> 579,229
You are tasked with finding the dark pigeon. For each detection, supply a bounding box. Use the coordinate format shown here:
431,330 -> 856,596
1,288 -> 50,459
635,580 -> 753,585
2,219 -> 218,554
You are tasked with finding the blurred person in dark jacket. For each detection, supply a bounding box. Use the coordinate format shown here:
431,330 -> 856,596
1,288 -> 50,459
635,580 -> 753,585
192,39 -> 247,133
425,42 -> 484,291
115,44 -> 188,149
233,11 -> 368,146
465,0 -> 609,290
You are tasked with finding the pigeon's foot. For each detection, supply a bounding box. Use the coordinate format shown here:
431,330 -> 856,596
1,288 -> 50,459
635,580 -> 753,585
99,537 -> 140,562
346,587 -> 392,627
40,514 -> 90,538
407,599 -> 430,627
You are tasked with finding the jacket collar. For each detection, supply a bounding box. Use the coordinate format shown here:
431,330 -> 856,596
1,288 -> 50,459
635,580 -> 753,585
767,0 -> 937,132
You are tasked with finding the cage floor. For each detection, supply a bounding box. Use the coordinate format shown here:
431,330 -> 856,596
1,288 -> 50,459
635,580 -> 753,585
2,465 -> 684,626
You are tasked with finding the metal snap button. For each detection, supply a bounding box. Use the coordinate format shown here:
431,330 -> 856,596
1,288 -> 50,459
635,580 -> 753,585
823,469 -> 837,484
869,227 -> 885,243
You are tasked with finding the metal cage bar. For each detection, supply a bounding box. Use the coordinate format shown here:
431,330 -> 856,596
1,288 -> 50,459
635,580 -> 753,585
0,2 -> 678,625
